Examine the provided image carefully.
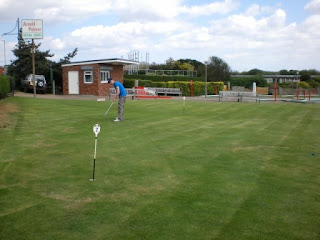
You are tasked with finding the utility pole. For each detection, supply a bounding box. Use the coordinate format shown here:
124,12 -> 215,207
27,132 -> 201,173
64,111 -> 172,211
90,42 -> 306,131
32,39 -> 36,97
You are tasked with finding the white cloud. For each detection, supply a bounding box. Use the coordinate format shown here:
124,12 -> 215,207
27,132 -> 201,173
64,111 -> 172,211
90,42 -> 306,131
112,0 -> 184,21
305,0 -> 320,14
180,0 -> 239,17
0,0 -> 112,23
245,4 -> 274,17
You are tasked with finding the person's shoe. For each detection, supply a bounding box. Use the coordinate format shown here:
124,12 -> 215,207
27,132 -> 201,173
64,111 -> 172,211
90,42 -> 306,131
114,118 -> 121,122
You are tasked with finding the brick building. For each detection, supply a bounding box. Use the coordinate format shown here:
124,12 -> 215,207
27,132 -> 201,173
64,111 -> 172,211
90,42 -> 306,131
62,58 -> 138,96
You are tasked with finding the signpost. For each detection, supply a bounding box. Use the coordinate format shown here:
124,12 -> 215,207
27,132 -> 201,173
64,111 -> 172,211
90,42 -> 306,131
21,19 -> 43,98
90,124 -> 101,181
22,19 -> 43,39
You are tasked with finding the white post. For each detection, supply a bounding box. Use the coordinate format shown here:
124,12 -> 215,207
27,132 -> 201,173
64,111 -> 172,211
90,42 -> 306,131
90,124 -> 101,181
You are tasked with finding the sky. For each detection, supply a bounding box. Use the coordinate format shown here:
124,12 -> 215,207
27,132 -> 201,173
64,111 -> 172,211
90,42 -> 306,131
0,0 -> 319,72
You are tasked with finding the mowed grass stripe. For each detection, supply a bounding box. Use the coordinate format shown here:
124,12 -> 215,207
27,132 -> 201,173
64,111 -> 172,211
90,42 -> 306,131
1,97 -> 319,240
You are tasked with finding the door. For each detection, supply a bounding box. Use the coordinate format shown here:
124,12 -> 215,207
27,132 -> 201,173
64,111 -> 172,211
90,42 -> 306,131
68,71 -> 79,94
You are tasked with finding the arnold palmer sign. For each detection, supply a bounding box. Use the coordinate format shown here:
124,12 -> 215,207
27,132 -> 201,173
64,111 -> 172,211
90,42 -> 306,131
22,19 -> 43,39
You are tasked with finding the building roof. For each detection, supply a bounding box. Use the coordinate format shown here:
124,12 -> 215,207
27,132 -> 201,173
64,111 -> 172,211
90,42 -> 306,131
61,58 -> 139,67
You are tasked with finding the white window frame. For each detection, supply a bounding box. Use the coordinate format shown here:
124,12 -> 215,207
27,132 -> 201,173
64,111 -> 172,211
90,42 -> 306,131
100,71 -> 110,83
84,71 -> 93,84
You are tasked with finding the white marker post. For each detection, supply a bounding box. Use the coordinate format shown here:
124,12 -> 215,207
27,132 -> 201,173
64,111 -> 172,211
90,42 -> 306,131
183,96 -> 186,113
90,124 -> 100,181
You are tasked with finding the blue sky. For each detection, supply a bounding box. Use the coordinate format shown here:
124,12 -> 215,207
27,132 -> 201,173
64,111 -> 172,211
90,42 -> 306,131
0,0 -> 319,71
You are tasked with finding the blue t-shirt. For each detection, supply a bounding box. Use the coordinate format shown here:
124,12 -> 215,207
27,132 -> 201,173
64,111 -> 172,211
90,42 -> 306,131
114,81 -> 127,97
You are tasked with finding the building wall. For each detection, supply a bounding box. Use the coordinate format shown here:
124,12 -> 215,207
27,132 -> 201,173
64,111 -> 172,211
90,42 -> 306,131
62,64 -> 124,96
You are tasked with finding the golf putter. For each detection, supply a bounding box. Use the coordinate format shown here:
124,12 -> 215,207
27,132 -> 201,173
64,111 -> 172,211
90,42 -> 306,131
104,101 -> 114,117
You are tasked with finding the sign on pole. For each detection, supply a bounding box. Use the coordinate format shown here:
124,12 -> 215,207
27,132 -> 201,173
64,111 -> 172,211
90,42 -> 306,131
21,19 -> 43,39
91,124 -> 101,181
21,19 -> 43,97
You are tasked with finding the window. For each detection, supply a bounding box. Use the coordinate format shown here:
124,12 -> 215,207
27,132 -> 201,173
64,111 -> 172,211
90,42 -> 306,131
84,71 -> 93,83
100,71 -> 110,83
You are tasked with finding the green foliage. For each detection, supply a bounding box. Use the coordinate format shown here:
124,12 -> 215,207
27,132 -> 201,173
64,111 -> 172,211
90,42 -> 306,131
279,69 -> 299,75
123,79 -> 224,96
247,68 -> 263,75
8,30 -> 54,87
7,30 -> 77,89
123,79 -> 153,88
124,74 -> 204,82
0,75 -> 10,99
309,76 -> 320,88
308,80 -> 319,88
298,81 -> 311,89
312,76 -> 320,82
165,81 -> 223,96
207,56 -> 231,82
229,76 -> 268,88
179,62 -> 194,71
300,74 -> 311,82
279,82 -> 298,88
149,58 -> 205,77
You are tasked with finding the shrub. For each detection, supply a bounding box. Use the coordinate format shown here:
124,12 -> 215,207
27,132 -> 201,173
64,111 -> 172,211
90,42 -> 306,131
279,82 -> 298,88
123,79 -> 153,88
166,81 -> 224,96
0,75 -> 10,99
124,74 -> 204,82
308,80 -> 319,88
298,81 -> 311,89
123,79 -> 224,96
229,76 -> 268,88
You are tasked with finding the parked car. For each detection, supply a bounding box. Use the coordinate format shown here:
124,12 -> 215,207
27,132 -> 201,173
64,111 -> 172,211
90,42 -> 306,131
20,74 -> 47,94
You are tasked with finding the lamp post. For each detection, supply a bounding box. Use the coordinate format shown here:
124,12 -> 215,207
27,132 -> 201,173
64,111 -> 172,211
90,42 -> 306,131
205,61 -> 208,98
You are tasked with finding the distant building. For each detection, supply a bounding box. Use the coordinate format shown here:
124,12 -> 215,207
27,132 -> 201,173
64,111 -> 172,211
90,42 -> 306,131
0,66 -> 4,75
263,75 -> 300,83
231,75 -> 301,84
61,58 -> 138,96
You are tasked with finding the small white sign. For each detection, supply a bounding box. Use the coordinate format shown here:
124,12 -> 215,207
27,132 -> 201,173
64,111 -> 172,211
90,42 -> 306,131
22,19 -> 43,39
93,124 -> 100,137
97,98 -> 106,102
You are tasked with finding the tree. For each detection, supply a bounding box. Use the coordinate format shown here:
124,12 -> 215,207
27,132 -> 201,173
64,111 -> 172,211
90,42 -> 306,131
166,57 -> 175,66
300,73 -> 311,82
8,30 -> 53,86
179,62 -> 194,71
207,56 -> 231,82
280,69 -> 289,75
7,29 -> 77,89
51,48 -> 78,87
177,58 -> 204,76
247,68 -> 263,75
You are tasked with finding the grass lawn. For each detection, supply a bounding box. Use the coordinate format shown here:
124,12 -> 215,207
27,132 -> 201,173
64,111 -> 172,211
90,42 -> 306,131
1,96 -> 320,240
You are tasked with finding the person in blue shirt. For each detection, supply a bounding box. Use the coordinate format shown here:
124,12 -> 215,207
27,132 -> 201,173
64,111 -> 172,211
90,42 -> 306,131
108,78 -> 127,122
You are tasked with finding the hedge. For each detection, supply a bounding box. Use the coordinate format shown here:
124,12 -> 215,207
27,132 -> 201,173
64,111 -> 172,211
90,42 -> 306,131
124,74 -> 204,82
298,81 -> 311,89
229,76 -> 268,88
124,79 -> 224,96
0,75 -> 10,99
